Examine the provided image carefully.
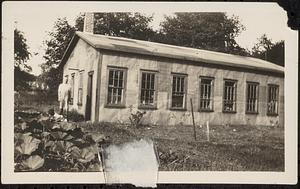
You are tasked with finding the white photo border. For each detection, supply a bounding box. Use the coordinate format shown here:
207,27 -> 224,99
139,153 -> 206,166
1,1 -> 298,184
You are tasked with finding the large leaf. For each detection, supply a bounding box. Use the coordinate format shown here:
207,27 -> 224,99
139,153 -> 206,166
88,144 -> 99,154
50,141 -> 74,153
14,132 -> 30,141
52,123 -> 61,130
70,146 -> 81,158
38,115 -> 49,122
50,131 -> 67,140
15,135 -> 41,155
77,148 -> 95,163
22,155 -> 44,171
68,128 -> 84,139
41,132 -> 51,138
90,133 -> 106,143
44,140 -> 55,148
64,134 -> 74,141
59,122 -> 77,131
71,146 -> 96,163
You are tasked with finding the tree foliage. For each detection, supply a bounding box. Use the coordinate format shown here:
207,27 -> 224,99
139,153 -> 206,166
251,34 -> 284,67
156,13 -> 248,56
40,18 -> 77,92
14,28 -> 35,91
41,18 -> 76,73
92,13 -> 155,40
14,29 -> 32,71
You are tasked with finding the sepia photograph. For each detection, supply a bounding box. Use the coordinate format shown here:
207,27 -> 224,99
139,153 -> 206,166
2,1 -> 298,186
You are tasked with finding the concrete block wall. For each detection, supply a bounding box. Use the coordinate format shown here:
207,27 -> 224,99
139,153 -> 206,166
63,39 -> 100,121
96,50 -> 284,127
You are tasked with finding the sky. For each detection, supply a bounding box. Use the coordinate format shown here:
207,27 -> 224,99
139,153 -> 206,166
8,2 -> 289,76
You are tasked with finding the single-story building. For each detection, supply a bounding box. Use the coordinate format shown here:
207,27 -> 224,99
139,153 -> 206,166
59,15 -> 284,127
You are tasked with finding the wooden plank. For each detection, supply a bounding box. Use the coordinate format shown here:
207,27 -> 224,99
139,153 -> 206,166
94,51 -> 103,122
190,98 -> 197,141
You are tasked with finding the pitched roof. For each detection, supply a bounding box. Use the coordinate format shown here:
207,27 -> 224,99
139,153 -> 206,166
60,31 -> 284,75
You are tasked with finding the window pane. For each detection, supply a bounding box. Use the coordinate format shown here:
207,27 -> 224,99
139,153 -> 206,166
267,85 -> 279,114
78,72 -> 84,105
107,69 -> 125,105
78,89 -> 83,105
172,75 -> 186,108
200,78 -> 213,111
151,74 -> 155,90
246,83 -> 259,113
223,80 -> 237,112
140,72 -> 156,106
172,95 -> 184,107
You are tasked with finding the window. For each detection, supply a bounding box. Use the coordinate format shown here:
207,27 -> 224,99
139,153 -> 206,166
70,73 -> 75,105
107,67 -> 126,106
223,79 -> 237,112
78,71 -> 83,105
199,77 -> 214,111
246,82 -> 259,113
140,71 -> 157,108
267,84 -> 279,115
171,74 -> 187,109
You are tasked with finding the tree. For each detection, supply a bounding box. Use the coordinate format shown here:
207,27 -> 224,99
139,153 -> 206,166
14,28 -> 31,71
40,18 -> 77,93
41,13 -> 156,94
14,28 -> 35,91
86,13 -> 155,40
157,13 -> 249,56
41,18 -> 76,73
251,34 -> 284,67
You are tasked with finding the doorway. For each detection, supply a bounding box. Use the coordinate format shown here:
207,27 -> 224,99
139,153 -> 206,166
85,71 -> 93,121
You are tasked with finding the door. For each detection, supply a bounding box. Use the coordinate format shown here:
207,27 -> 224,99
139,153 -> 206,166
85,71 -> 93,121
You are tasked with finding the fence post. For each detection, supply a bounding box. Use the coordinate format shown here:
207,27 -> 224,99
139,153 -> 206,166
190,98 -> 197,141
206,121 -> 210,142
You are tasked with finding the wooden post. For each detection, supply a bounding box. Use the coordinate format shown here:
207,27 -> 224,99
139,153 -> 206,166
190,98 -> 197,141
206,121 -> 210,142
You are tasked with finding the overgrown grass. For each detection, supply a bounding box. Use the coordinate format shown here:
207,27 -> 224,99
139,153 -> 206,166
81,122 -> 284,171
15,90 -> 59,113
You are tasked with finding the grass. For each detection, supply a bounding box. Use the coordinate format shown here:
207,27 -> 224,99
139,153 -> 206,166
15,90 -> 59,113
81,122 -> 284,171
15,91 -> 284,172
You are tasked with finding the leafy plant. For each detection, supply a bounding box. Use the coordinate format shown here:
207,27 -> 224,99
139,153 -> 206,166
14,110 -> 104,172
129,107 -> 146,127
15,134 -> 41,155
21,155 -> 45,171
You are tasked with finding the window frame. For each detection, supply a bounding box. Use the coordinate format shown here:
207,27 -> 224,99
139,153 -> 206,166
77,70 -> 84,106
170,73 -> 188,111
267,84 -> 279,116
138,69 -> 158,110
245,81 -> 259,114
70,73 -> 75,105
199,76 -> 214,112
223,79 -> 238,113
105,66 -> 127,108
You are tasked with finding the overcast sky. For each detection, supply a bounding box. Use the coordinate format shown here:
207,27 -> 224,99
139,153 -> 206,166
8,2 -> 289,75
